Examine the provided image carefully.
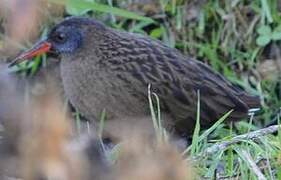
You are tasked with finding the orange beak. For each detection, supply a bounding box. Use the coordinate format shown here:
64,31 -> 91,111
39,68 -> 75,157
9,40 -> 51,67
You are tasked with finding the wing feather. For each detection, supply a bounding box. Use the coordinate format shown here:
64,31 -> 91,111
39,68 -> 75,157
103,30 -> 259,135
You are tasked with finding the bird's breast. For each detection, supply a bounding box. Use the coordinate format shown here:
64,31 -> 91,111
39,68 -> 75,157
60,57 -> 148,122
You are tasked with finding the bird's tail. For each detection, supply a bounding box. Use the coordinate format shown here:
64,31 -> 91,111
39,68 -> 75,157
240,94 -> 261,110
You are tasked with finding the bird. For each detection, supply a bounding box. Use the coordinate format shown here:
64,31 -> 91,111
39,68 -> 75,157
10,17 -> 260,137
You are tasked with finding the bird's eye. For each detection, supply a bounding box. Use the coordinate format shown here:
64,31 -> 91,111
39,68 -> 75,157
54,33 -> 67,43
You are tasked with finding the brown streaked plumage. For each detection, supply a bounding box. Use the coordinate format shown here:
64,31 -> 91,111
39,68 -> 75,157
10,17 -> 260,136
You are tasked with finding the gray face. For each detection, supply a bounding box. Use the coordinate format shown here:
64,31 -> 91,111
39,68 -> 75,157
48,25 -> 84,54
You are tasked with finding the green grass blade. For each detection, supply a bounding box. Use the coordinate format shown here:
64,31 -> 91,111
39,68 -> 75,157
183,109 -> 233,155
152,92 -> 164,142
198,110 -> 233,142
49,0 -> 154,22
98,109 -> 106,138
261,0 -> 273,23
191,90 -> 201,155
148,84 -> 159,139
75,111 -> 81,135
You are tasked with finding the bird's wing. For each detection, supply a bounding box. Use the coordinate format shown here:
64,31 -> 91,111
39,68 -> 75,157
105,31 -> 254,133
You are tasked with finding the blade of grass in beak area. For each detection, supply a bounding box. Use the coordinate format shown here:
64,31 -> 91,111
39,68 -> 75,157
48,0 -> 155,23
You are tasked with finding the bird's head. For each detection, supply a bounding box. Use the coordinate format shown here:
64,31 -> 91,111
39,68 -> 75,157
9,17 -> 106,67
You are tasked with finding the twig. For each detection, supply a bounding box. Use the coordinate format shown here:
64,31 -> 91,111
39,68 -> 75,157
203,125 -> 280,156
240,150 -> 266,180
